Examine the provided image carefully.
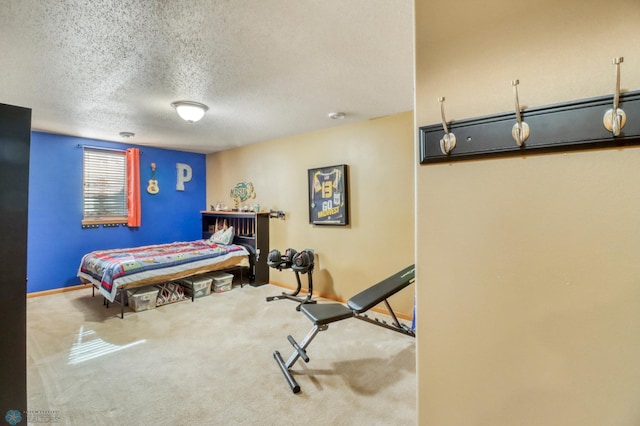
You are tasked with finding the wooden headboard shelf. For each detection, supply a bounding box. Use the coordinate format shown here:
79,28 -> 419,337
419,90 -> 640,164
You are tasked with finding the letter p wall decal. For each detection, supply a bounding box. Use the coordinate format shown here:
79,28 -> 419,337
176,163 -> 192,191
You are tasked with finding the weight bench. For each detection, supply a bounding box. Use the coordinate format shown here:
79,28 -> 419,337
273,264 -> 415,393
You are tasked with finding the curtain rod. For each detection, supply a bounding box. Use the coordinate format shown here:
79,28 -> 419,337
77,144 -> 143,154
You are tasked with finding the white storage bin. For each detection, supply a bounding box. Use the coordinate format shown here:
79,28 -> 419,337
208,271 -> 234,293
214,281 -> 232,293
181,276 -> 213,299
126,286 -> 159,312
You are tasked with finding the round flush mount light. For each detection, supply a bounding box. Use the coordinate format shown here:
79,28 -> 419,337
119,131 -> 135,139
327,112 -> 346,120
171,100 -> 209,123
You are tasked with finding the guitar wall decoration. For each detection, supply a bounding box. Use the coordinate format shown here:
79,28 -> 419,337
147,162 -> 159,194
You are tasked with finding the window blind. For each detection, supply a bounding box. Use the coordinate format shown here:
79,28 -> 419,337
82,148 -> 127,221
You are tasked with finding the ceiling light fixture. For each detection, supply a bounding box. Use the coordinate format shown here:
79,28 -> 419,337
171,101 -> 209,123
119,131 -> 135,139
328,112 -> 346,120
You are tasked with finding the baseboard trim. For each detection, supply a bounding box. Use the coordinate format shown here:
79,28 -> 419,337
28,281 -> 415,322
27,283 -> 92,299
268,280 -> 414,321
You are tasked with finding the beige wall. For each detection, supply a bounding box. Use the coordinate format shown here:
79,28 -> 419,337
416,1 -> 640,425
207,111 -> 415,317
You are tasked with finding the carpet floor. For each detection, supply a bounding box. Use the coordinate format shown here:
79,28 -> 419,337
27,283 -> 416,425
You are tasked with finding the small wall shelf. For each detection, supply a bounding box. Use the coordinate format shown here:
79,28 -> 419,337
419,90 -> 640,164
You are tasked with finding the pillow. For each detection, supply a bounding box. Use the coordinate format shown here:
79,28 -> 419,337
210,226 -> 235,245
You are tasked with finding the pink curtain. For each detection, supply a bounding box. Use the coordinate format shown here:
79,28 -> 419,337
126,148 -> 141,227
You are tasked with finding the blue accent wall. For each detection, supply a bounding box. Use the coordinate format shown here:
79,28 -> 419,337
27,131 -> 206,293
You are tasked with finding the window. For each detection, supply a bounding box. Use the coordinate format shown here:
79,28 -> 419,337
82,147 -> 128,225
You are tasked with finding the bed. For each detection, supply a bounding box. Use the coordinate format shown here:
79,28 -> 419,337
77,239 -> 251,315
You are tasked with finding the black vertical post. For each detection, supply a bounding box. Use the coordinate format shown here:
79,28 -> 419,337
0,103 -> 31,417
252,213 -> 269,285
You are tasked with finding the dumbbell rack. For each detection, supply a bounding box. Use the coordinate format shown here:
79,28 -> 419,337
266,254 -> 316,311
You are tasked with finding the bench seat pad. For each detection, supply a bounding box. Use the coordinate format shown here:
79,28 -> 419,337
301,303 -> 353,325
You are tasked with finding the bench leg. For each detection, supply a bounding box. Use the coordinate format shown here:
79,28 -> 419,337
273,351 -> 300,393
273,323 -> 328,393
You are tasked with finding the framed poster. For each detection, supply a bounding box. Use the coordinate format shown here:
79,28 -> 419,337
308,164 -> 349,226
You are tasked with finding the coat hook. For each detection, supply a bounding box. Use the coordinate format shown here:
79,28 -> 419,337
438,97 -> 456,154
511,80 -> 530,147
603,57 -> 626,136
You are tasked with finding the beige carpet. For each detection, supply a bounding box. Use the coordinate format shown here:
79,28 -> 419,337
27,283 -> 416,425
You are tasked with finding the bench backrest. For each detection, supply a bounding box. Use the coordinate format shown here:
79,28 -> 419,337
346,265 -> 415,313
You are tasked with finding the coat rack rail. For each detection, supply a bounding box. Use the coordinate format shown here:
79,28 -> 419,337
419,90 -> 640,164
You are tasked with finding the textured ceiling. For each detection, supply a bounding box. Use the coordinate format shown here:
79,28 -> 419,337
0,1 -> 414,153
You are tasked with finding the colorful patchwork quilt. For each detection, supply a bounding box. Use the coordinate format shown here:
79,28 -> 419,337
78,240 -> 248,302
